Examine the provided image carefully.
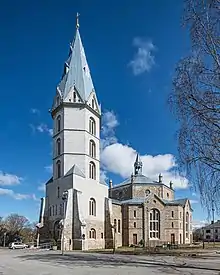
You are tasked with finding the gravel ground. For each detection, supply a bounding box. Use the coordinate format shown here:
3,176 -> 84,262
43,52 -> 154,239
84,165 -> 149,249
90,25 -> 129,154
0,249 -> 220,275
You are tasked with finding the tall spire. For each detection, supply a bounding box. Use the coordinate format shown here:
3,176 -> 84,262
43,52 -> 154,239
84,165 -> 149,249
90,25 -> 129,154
134,153 -> 142,175
56,14 -> 96,103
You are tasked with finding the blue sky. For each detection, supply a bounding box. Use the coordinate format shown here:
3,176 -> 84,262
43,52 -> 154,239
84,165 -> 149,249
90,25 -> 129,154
0,0 -> 213,226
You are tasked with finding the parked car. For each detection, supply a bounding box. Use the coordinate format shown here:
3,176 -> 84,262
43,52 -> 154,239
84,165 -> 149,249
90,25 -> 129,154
9,242 -> 28,249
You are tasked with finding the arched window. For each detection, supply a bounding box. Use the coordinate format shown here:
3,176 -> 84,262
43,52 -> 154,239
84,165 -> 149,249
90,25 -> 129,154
114,219 -> 117,233
73,91 -> 76,102
56,160 -> 61,178
89,228 -> 96,239
149,209 -> 160,239
57,115 -> 61,132
89,117 -> 96,136
89,198 -> 96,216
56,138 -> 61,156
186,212 -> 189,234
89,161 -> 96,180
89,140 -> 96,158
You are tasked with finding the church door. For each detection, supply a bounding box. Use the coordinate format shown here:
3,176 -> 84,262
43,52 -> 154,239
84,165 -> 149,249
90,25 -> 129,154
133,234 -> 137,245
171,233 -> 175,244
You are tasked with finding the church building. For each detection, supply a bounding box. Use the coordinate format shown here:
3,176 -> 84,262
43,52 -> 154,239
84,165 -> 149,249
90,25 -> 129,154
38,15 -> 193,250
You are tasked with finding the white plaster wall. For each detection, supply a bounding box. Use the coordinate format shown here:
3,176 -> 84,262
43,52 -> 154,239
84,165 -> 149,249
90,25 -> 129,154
73,174 -> 107,249
73,175 -> 108,220
64,107 -> 86,130
46,175 -> 73,222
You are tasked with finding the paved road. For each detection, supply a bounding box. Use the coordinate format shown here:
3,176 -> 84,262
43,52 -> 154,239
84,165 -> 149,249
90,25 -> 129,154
0,249 -> 220,275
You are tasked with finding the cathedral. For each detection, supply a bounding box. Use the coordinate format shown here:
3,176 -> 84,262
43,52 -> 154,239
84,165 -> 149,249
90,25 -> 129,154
38,15 -> 193,250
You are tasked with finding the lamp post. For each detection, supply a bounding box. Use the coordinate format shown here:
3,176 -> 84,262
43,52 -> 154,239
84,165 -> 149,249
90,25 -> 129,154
61,190 -> 68,256
212,186 -> 218,247
3,232 -> 6,247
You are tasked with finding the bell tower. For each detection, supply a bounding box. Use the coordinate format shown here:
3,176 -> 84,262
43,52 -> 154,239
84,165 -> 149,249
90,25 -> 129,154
50,13 -> 101,183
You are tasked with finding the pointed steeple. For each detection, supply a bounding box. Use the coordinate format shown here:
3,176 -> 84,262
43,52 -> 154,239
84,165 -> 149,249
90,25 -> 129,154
134,153 -> 142,175
57,13 -> 96,103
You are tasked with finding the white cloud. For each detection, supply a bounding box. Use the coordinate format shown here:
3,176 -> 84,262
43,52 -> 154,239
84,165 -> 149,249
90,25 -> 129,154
190,199 -> 199,204
100,170 -> 108,184
36,123 -> 53,136
101,111 -> 119,149
192,220 -> 209,229
29,123 -> 52,136
38,182 -> 46,192
129,37 -> 156,75
0,188 -> 37,201
0,171 -> 22,186
100,111 -> 188,189
30,108 -> 40,115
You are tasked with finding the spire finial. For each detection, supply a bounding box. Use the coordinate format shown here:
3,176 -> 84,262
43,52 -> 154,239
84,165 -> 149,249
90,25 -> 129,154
134,153 -> 142,175
76,12 -> 80,29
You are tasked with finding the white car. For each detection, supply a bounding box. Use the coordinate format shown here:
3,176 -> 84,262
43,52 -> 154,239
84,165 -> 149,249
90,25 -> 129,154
9,242 -> 28,249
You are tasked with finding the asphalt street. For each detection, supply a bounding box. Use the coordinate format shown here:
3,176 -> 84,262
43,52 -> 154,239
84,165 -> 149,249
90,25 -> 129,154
0,249 -> 220,275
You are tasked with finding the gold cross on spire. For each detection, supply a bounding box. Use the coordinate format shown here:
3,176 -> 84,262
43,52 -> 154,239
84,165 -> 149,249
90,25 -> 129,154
76,12 -> 80,29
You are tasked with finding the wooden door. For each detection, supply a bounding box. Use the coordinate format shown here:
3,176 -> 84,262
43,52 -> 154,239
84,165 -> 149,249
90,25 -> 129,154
133,234 -> 137,245
171,233 -> 175,244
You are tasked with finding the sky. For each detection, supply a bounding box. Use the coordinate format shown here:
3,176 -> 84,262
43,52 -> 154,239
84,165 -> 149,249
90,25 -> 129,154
0,0 -> 214,227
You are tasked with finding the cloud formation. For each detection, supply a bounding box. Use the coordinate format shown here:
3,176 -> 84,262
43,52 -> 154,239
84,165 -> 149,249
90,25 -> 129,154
30,123 -> 53,136
129,37 -> 156,75
38,182 -> 46,192
0,188 -> 38,201
101,110 -> 119,149
100,111 -> 188,189
0,171 -> 22,186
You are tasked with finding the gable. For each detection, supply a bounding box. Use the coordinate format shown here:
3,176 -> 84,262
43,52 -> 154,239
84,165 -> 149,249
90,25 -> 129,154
87,91 -> 100,114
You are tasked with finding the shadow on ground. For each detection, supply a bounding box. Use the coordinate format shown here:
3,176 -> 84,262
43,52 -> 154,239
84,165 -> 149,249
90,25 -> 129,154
16,251 -> 220,273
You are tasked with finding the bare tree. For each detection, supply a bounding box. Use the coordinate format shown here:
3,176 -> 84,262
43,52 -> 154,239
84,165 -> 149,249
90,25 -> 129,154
169,0 -> 220,214
4,214 -> 29,235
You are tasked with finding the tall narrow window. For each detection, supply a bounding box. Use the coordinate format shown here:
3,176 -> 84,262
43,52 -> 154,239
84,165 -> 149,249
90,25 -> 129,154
149,209 -> 160,239
73,91 -> 76,102
92,99 -> 95,109
134,210 -> 137,218
57,186 -> 60,198
57,115 -> 61,132
89,228 -> 96,239
114,219 -> 117,233
52,205 -> 54,216
56,160 -> 61,178
171,211 -> 174,218
89,161 -> 96,180
118,220 -> 121,233
89,117 -> 96,136
55,205 -> 57,215
89,198 -> 96,216
56,138 -> 61,156
89,140 -> 96,158
186,212 -> 189,235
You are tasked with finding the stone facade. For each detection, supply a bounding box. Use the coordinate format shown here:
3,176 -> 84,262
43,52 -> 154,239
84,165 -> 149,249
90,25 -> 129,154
38,21 -> 193,250
106,173 -> 193,247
